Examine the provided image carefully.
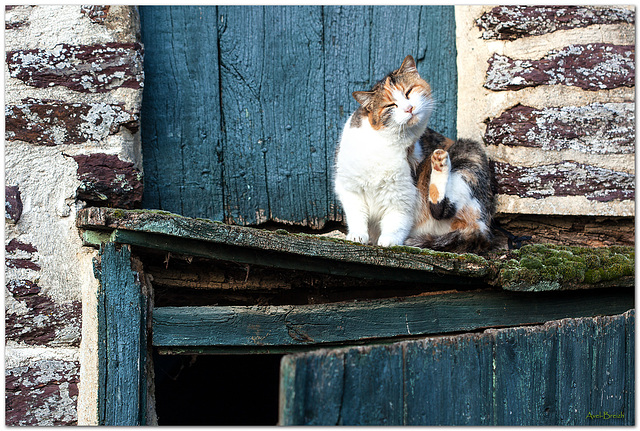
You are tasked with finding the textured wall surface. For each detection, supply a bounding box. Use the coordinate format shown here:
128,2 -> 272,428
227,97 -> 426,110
4,5 -> 143,425
456,5 -> 635,216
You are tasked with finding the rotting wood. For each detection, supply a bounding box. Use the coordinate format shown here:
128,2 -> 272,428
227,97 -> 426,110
494,215 -> 634,248
152,288 -> 633,349
78,207 -> 634,292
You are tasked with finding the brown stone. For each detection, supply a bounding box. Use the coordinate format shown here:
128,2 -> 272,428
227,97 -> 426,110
5,295 -> 81,346
80,5 -> 110,24
6,239 -> 38,254
485,103 -> 635,154
6,42 -> 143,93
491,160 -> 635,202
6,279 -> 41,297
5,185 -> 23,222
6,99 -> 139,146
6,259 -> 41,271
5,360 -> 79,425
476,6 -> 635,40
485,44 -> 635,91
73,153 -> 143,208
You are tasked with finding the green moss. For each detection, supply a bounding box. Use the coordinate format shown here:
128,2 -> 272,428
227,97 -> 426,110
499,244 -> 634,290
111,209 -> 126,219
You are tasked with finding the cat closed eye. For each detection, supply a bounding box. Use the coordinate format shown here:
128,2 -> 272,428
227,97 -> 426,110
405,88 -> 412,97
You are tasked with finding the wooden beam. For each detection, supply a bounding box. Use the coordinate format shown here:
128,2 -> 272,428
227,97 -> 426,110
77,208 -> 635,292
152,288 -> 633,351
95,243 -> 149,425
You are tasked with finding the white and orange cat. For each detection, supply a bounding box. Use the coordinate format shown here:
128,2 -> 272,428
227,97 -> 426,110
334,55 -> 494,253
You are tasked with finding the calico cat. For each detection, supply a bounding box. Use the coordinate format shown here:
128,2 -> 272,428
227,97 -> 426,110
334,55 -> 494,253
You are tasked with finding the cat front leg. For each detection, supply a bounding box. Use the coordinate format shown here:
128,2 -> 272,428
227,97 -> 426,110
336,186 -> 370,244
377,209 -> 414,247
428,149 -> 456,219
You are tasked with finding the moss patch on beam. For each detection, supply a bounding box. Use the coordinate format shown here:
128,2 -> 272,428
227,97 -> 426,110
496,244 -> 634,291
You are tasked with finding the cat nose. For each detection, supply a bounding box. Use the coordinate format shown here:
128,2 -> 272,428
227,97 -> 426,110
405,105 -> 413,114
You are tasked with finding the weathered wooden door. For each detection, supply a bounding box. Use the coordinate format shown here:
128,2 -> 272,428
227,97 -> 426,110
279,312 -> 635,426
139,5 -> 457,228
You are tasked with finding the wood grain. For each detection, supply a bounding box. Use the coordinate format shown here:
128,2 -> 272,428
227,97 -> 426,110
139,6 -> 457,227
279,310 -> 635,425
77,207 -> 635,292
95,243 -> 148,425
151,288 -> 633,348
139,6 -> 225,221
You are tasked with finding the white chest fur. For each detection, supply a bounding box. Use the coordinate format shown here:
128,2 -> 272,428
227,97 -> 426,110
334,116 -> 419,246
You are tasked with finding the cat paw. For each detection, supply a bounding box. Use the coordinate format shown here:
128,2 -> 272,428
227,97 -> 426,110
346,231 -> 369,244
377,234 -> 403,247
431,149 -> 450,173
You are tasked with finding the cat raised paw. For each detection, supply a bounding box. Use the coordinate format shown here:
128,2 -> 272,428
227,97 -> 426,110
431,149 -> 450,172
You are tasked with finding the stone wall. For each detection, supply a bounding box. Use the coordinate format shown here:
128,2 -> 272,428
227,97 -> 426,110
455,5 -> 635,217
5,5 -> 143,425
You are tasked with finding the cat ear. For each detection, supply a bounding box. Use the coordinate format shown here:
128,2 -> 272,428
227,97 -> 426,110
352,91 -> 374,108
399,55 -> 418,74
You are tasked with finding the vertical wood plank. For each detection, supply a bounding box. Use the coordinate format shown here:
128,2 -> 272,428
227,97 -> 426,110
323,6 -> 371,222
403,333 -> 494,425
555,317 -> 595,425
416,6 -> 458,139
279,351 -> 345,425
140,6 -> 224,221
97,243 -> 147,425
589,314 -> 628,425
279,311 -> 634,425
217,6 -> 269,225
218,6 -> 327,227
493,324 -> 560,425
624,310 -> 635,424
339,344 -> 404,425
140,6 -> 458,226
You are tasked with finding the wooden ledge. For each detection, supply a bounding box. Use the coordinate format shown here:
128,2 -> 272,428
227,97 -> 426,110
78,207 -> 634,292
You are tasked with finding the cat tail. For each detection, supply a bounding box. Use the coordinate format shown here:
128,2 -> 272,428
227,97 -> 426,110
405,230 -> 493,254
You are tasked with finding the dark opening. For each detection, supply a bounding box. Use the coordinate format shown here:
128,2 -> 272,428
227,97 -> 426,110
153,353 -> 283,425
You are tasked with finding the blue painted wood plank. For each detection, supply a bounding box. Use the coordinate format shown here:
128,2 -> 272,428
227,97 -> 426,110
96,243 -> 148,425
139,6 -> 457,227
555,317 -> 596,425
493,323 -> 560,425
322,6 -> 371,222
403,333 -> 494,425
218,6 -> 328,227
279,350 -> 345,425
140,6 -> 225,221
624,310 -> 635,424
340,344 -> 404,425
152,289 -> 633,349
278,311 -> 634,426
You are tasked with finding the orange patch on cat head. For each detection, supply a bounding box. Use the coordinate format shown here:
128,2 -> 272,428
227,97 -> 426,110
352,55 -> 432,130
450,206 -> 480,232
429,183 -> 439,203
